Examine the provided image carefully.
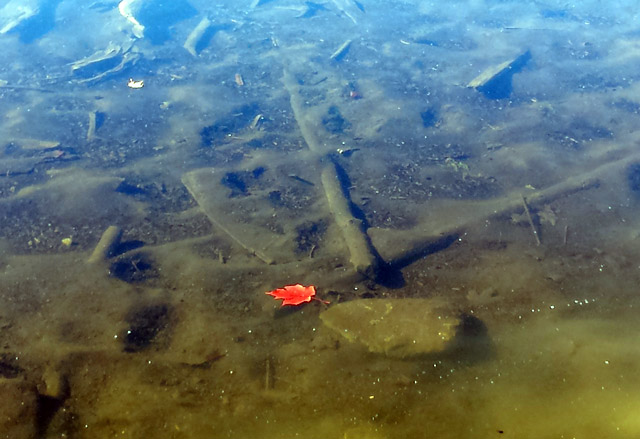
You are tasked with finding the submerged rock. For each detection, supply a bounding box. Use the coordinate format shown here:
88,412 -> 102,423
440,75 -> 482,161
320,298 -> 463,359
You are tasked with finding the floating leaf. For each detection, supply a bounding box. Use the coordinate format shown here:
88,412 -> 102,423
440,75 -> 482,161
265,284 -> 327,306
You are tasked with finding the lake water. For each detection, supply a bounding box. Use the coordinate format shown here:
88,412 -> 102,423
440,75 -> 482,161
1,0 -> 640,437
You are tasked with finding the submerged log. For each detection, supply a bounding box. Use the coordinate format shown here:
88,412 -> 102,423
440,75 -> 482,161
282,68 -> 379,278
367,148 -> 640,265
467,50 -> 531,99
86,111 -> 97,141
183,17 -> 212,56
321,163 -> 378,278
87,225 -> 123,264
330,39 -> 352,61
70,42 -> 139,84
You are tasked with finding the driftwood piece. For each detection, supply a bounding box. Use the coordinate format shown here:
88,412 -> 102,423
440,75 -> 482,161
87,225 -> 122,264
281,69 -> 328,157
321,163 -> 378,278
467,50 -> 531,99
70,42 -> 121,72
521,194 -> 541,246
70,42 -> 139,84
330,39 -> 352,61
184,17 -> 212,56
0,139 -> 63,176
9,138 -> 60,150
87,111 -> 97,141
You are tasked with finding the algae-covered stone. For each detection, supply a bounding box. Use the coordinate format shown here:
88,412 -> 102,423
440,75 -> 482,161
320,299 -> 462,358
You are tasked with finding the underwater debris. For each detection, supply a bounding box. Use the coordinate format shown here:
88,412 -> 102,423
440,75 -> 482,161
183,17 -> 212,56
521,195 -> 541,246
322,164 -> 379,278
0,155 -> 32,176
70,42 -> 140,84
109,252 -> 157,283
282,68 -> 377,277
336,148 -> 359,157
5,139 -> 60,150
122,304 -> 171,352
467,50 -> 531,99
87,225 -> 123,264
249,114 -> 264,130
330,39 -> 352,61
86,110 -> 106,141
344,81 -> 362,99
368,166 -> 603,265
0,139 -> 73,176
265,284 -> 328,306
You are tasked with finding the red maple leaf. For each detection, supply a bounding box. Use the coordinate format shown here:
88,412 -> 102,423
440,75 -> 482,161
265,284 -> 329,307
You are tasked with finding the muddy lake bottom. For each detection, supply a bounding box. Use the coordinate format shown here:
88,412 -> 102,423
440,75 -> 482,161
2,152 -> 640,438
